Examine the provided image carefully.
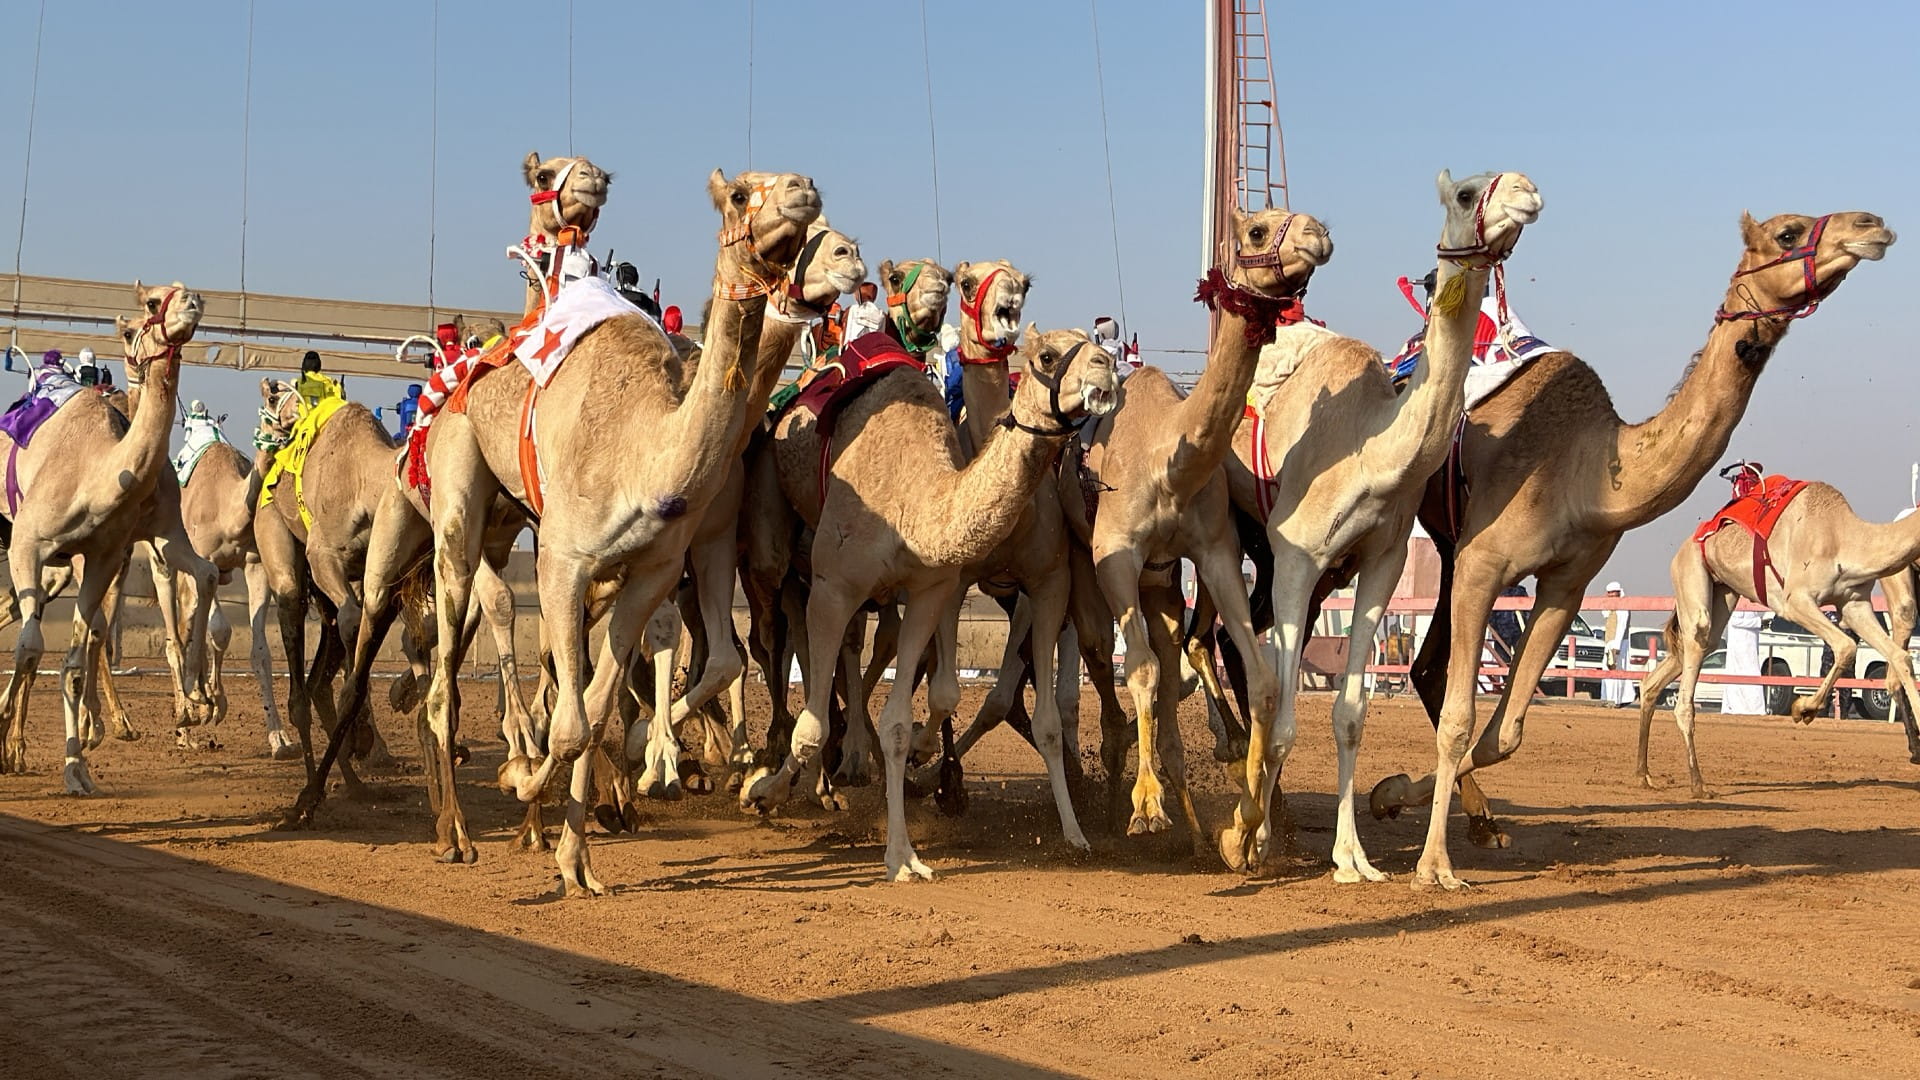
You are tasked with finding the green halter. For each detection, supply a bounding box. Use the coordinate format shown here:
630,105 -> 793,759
887,264 -> 940,357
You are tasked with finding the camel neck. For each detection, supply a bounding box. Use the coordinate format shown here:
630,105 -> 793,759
737,308 -> 811,456
647,291 -> 768,501
1168,304 -> 1265,495
958,340 -> 1012,452
115,353 -> 180,485
1851,508 -> 1920,579
1392,260 -> 1489,469
1604,314 -> 1791,526
910,387 -> 1064,567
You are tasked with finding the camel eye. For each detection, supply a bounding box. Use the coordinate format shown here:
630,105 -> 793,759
1777,229 -> 1799,246
145,298 -> 159,311
1457,189 -> 1475,207
731,190 -> 747,207
1249,227 -> 1266,244
1040,350 -> 1057,365
834,246 -> 848,257
889,272 -> 902,288
122,329 -> 134,343
536,171 -> 553,186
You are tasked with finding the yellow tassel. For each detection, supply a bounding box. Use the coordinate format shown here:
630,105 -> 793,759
1432,272 -> 1469,318
724,360 -> 746,392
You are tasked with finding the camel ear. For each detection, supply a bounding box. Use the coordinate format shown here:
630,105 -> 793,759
878,259 -> 897,284
1024,321 -> 1041,344
259,378 -> 275,401
131,279 -> 146,301
1739,210 -> 1764,247
1435,169 -> 1455,202
522,152 -> 543,190
114,314 -> 131,338
707,168 -> 731,210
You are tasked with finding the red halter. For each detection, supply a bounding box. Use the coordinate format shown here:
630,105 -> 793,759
1435,175 -> 1511,269
1714,215 -> 1834,324
958,266 -> 1017,363
128,287 -> 186,369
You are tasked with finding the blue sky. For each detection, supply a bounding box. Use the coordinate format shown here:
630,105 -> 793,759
0,0 -> 1915,591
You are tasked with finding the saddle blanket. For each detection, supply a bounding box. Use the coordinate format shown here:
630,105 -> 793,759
1693,475 -> 1808,547
259,393 -> 348,529
1385,293 -> 1557,409
1692,474 -> 1809,607
514,276 -> 654,389
172,411 -> 231,486
0,370 -> 84,449
782,331 -> 926,504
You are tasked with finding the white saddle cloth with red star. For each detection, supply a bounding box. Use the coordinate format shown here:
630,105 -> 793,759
512,277 -> 655,387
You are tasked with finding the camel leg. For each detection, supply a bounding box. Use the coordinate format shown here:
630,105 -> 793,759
141,544 -> 193,738
1406,542 -> 1507,849
1841,596 -> 1920,763
744,570 -> 861,814
1769,593 -> 1854,723
59,556 -> 118,796
1020,571 -> 1089,848
876,578 -> 956,881
416,508 -> 487,865
1635,643 -> 1687,786
243,558 -> 293,760
832,614 -> 878,789
204,597 -> 232,735
1323,538 -> 1406,883
1142,579 -> 1208,855
256,517 -> 318,783
1881,569 -> 1920,763
1381,552 -> 1508,890
1055,620 -> 1083,762
147,527 -> 217,726
1223,542 -> 1312,873
89,566 -> 135,744
950,594 -> 1032,760
667,535 -> 744,759
1096,549 -> 1170,836
633,603 -> 685,800
0,541 -> 55,775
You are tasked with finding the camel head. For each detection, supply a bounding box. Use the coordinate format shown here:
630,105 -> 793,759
454,313 -> 509,351
1010,325 -> 1120,433
952,259 -> 1031,358
1226,208 -> 1332,298
255,377 -> 299,448
1435,170 -> 1543,269
1720,210 -> 1896,321
708,169 -> 822,287
779,222 -> 864,318
523,151 -> 610,240
114,280 -> 203,369
879,258 -> 951,351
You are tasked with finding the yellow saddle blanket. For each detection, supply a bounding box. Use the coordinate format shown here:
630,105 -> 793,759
258,394 -> 347,530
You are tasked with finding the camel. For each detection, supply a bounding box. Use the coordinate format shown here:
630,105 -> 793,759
1057,207 -> 1328,850
0,282 -> 217,793
1636,478 -> 1920,795
296,157 -> 617,827
1207,171 -> 1543,879
1365,207 -> 1896,889
629,221 -> 866,799
738,257 -> 954,784
741,317 -> 1120,881
170,404 -> 284,753
418,168 -> 821,893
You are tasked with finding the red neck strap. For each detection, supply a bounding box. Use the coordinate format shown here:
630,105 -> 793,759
959,267 -> 1016,361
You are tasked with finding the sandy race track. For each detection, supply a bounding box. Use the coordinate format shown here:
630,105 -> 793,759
2,674 -> 1918,1079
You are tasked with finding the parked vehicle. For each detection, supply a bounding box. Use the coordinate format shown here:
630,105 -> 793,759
1637,615 -> 1918,720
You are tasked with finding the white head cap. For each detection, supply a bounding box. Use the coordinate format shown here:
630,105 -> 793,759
1605,581 -> 1623,593
77,347 -> 95,364
938,324 -> 961,353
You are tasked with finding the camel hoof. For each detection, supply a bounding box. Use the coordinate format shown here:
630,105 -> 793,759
451,743 -> 471,768
1691,787 -> 1720,801
1217,827 -> 1251,872
819,788 -> 850,812
1412,870 -> 1471,891
831,754 -> 873,789
270,739 -> 302,762
741,768 -> 783,813
646,776 -> 684,802
435,845 -> 468,864
622,802 -> 644,834
1126,810 -> 1172,836
884,856 -> 935,883
1369,774 -> 1412,821
1212,737 -> 1248,765
1465,814 -> 1510,850
389,672 -> 421,714
593,802 -> 626,834
679,761 -> 714,795
62,758 -> 97,796
1636,772 -> 1654,789
1910,753 -> 1920,766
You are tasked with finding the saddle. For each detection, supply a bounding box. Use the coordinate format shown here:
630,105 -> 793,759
259,394 -> 348,530
1692,474 -> 1808,607
0,370 -> 94,517
780,331 -> 926,504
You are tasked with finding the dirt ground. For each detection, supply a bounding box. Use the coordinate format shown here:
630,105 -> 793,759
2,675 -> 1918,1079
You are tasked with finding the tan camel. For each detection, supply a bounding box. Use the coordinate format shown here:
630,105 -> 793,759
418,168 -> 820,893
1212,171 -> 1543,879
741,317 -> 1119,880
1064,208 -> 1328,849
300,159 -> 616,826
738,257 -> 954,787
172,411 -> 285,754
629,222 -> 865,799
1367,208 -> 1896,889
1637,480 -> 1920,795
0,282 -> 216,793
